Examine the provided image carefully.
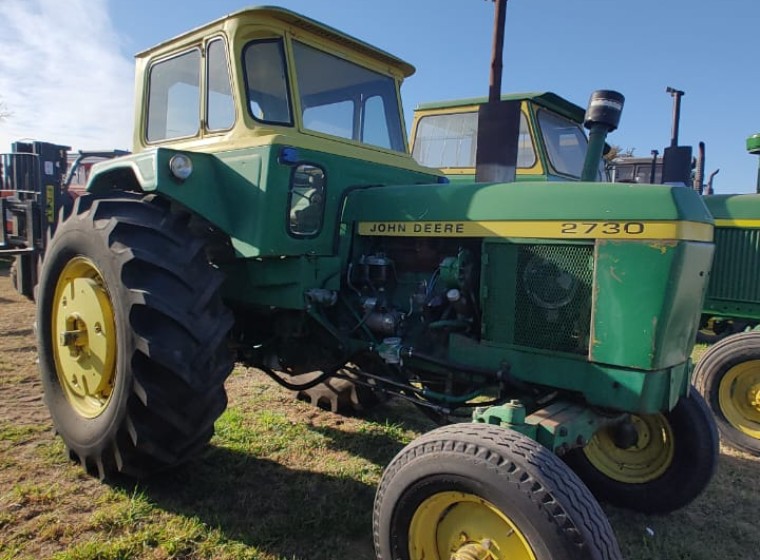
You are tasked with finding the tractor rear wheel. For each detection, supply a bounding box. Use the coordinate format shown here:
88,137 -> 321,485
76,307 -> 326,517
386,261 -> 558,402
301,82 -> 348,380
36,192 -> 234,479
374,423 -> 622,560
564,387 -> 717,513
693,331 -> 760,455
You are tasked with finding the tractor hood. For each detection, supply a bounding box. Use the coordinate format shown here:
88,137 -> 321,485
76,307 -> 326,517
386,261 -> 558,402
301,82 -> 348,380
342,181 -> 714,241
703,193 -> 760,223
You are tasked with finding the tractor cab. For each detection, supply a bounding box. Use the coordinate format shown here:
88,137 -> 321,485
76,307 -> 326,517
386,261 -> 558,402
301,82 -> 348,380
88,6 -> 441,262
411,92 -> 607,183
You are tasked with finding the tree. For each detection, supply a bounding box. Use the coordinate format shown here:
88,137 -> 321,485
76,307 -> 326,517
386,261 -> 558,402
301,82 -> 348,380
604,144 -> 635,162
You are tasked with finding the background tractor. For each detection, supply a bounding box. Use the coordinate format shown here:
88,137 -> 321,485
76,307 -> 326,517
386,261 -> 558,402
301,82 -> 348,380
692,135 -> 760,456
29,4 -> 719,559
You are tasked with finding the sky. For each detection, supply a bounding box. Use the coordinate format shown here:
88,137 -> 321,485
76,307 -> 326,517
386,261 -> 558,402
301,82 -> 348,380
0,0 -> 757,193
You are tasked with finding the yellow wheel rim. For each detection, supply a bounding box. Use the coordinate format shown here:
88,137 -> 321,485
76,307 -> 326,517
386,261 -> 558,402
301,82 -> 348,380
409,491 -> 536,560
719,361 -> 760,439
52,257 -> 117,418
583,415 -> 674,484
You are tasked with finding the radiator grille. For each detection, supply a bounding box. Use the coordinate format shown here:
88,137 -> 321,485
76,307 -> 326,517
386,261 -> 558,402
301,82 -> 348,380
513,244 -> 594,354
709,228 -> 760,301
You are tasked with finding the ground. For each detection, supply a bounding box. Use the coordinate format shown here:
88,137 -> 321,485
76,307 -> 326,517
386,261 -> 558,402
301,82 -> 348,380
0,260 -> 759,559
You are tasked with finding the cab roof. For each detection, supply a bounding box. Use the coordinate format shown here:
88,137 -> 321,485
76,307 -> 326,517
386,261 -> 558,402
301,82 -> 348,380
415,92 -> 585,124
136,5 -> 416,77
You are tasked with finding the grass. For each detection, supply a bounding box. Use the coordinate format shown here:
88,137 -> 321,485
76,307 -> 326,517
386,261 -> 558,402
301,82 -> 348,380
0,269 -> 759,559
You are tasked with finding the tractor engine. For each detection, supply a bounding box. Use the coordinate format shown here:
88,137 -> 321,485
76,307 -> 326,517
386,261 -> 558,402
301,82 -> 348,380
347,238 -> 480,354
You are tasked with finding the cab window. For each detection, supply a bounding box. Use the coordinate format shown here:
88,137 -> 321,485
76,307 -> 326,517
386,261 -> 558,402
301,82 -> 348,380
538,109 -> 588,178
242,39 -> 293,125
206,38 -> 235,131
146,49 -> 201,142
412,111 -> 535,169
292,41 -> 405,152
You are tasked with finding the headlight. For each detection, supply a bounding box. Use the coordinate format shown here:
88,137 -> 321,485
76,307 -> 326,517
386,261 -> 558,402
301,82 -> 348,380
169,154 -> 193,181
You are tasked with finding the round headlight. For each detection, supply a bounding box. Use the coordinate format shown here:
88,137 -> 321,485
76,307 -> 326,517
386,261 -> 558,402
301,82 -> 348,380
169,154 -> 193,181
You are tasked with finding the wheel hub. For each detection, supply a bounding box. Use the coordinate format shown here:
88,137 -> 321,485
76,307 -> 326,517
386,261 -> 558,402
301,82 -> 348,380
719,361 -> 760,439
583,414 -> 674,484
52,258 -> 117,419
409,491 -> 536,560
451,538 -> 494,560
748,384 -> 760,413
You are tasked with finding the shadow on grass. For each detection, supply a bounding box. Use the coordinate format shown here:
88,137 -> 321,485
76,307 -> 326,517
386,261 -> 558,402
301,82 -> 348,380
128,401 -> 442,559
135,444 -> 383,560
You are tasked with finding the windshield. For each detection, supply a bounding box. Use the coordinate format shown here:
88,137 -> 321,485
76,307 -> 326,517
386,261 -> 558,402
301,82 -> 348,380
411,111 -> 535,169
292,41 -> 405,152
537,109 -> 589,178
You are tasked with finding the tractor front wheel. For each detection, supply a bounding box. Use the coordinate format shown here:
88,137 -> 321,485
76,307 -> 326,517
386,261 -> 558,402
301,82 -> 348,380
374,423 -> 622,560
36,192 -> 234,479
564,387 -> 717,513
693,331 -> 760,455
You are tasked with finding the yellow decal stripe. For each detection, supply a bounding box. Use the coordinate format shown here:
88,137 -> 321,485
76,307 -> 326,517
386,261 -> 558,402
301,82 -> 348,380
714,218 -> 760,229
357,220 -> 713,241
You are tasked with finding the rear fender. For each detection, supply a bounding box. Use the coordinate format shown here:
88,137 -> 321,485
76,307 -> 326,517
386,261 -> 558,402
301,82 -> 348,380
86,148 -> 258,254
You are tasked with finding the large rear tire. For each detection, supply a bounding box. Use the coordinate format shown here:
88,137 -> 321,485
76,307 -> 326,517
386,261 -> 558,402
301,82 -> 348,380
564,387 -> 718,513
36,192 -> 234,479
374,423 -> 622,560
693,331 -> 760,455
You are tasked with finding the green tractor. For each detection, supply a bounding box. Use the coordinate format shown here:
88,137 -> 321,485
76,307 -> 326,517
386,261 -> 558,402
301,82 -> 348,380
33,6 -> 718,559
692,134 -> 760,456
411,88 -> 760,460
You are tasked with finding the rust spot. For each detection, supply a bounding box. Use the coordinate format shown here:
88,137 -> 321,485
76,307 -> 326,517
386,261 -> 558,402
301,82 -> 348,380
648,241 -> 677,254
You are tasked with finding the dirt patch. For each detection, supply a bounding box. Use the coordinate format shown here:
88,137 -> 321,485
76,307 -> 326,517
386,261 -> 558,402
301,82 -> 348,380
0,268 -> 47,426
0,266 -> 104,558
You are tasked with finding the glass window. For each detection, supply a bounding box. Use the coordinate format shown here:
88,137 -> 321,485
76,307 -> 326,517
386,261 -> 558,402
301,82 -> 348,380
293,41 -> 405,152
363,96 -> 393,149
635,163 -> 662,184
612,162 -> 663,183
207,39 -> 235,131
289,164 -> 326,236
411,111 -> 535,169
303,100 -> 353,139
243,39 -> 292,125
538,109 -> 588,178
613,163 -> 635,182
146,50 -> 201,142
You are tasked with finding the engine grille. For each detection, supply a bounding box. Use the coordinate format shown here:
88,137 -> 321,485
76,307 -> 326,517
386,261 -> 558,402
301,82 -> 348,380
514,244 -> 594,354
483,242 -> 594,355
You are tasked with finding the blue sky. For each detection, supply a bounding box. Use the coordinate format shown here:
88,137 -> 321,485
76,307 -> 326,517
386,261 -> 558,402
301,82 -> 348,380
0,0 -> 757,192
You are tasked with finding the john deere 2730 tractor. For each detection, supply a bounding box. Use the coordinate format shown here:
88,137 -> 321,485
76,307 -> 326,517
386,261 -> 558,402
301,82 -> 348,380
411,91 -> 760,459
34,7 -> 718,560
